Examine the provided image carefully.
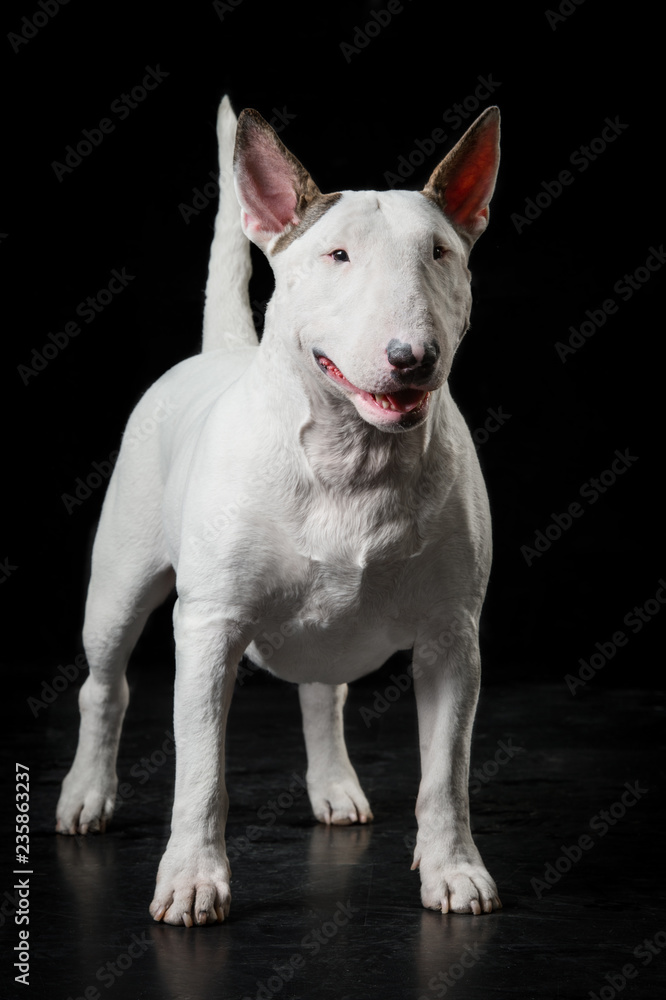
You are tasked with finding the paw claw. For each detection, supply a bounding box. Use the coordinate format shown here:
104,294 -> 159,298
150,903 -> 167,922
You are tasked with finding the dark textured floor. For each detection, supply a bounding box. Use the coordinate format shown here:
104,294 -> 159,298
3,661 -> 665,1000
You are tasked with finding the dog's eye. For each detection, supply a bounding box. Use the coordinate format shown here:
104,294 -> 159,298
331,249 -> 349,262
433,246 -> 448,260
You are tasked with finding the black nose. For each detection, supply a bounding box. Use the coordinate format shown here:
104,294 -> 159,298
387,338 -> 440,371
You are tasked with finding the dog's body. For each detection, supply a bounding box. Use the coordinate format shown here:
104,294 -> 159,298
56,97 -> 502,923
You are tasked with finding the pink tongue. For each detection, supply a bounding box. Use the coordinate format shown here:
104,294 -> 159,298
385,389 -> 425,413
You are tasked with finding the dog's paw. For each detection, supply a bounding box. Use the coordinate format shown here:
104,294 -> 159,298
308,770 -> 373,825
150,842 -> 231,927
55,767 -> 117,835
413,846 -> 501,915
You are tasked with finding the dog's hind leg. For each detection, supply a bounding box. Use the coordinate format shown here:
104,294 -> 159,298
56,477 -> 174,836
298,682 -> 373,825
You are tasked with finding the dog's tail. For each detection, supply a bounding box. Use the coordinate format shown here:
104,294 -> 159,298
201,95 -> 257,353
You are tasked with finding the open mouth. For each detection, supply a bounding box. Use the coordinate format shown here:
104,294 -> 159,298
315,353 -> 431,420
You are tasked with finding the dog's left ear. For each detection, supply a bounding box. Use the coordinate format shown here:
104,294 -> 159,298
234,109 -> 324,253
422,107 -> 500,246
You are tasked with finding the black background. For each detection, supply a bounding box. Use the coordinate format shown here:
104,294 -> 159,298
4,1 -> 663,701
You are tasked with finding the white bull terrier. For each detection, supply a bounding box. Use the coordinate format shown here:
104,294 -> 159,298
56,95 -> 502,924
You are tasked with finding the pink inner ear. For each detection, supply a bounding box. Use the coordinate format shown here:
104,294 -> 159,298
238,132 -> 300,235
445,133 -> 498,235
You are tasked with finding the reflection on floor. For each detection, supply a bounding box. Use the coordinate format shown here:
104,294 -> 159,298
7,659 -> 664,1000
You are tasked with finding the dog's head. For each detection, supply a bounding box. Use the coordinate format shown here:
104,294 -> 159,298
233,107 -> 500,433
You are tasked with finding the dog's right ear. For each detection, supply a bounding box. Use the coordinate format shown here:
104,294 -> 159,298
233,110 -> 322,253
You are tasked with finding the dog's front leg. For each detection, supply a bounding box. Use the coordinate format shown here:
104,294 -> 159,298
150,600 -> 246,926
298,682 -> 373,825
411,612 -> 501,915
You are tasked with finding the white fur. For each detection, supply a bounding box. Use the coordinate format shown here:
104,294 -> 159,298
56,96 -> 502,923
201,95 -> 256,352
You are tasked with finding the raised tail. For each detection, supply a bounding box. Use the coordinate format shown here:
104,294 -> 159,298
201,95 -> 257,352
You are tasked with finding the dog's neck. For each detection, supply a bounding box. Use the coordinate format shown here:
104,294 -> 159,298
300,377 -> 434,490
